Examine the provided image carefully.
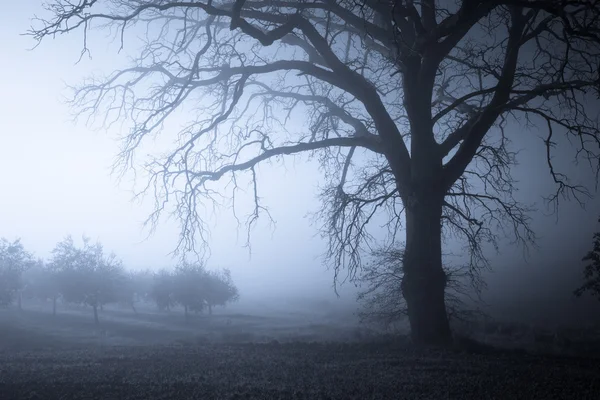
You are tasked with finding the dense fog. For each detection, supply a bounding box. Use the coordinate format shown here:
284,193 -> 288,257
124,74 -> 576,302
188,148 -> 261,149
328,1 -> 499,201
3,1 -> 600,399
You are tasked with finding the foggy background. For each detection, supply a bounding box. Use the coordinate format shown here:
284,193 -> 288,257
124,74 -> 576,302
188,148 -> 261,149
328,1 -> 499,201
2,0 -> 600,326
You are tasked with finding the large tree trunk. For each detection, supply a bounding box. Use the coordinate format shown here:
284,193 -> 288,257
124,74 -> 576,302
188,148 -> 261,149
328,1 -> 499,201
402,193 -> 452,347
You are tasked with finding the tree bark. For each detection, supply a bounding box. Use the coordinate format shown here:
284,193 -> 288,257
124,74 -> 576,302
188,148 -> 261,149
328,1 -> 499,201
401,192 -> 452,347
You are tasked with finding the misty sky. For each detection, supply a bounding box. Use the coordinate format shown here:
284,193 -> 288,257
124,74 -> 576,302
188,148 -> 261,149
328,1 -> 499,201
2,1 -> 600,317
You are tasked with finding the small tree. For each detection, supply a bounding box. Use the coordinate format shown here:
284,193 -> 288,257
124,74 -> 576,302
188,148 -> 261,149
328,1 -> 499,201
150,268 -> 176,312
203,269 -> 239,315
574,217 -> 600,300
50,236 -> 126,324
50,236 -> 84,307
172,262 -> 207,322
0,238 -> 35,308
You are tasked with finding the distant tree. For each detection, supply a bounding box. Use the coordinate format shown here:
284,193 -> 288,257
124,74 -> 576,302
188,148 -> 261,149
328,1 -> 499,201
115,269 -> 156,313
22,259 -> 61,315
150,268 -> 176,312
117,269 -> 155,313
130,269 -> 154,304
172,262 -> 207,322
48,236 -> 81,307
50,236 -> 126,324
203,269 -> 239,315
0,238 -> 35,308
30,1 -> 600,346
574,217 -> 600,301
112,271 -> 139,314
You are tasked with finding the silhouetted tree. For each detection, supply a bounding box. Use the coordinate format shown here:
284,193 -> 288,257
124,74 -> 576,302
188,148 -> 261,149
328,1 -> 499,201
30,1 -> 600,346
575,217 -> 600,300
50,236 -> 126,324
203,269 -> 239,314
0,238 -> 35,308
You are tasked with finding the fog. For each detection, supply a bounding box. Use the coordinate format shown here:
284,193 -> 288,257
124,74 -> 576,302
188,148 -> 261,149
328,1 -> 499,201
2,1 -> 600,330
2,1 -> 342,303
3,3 -> 600,399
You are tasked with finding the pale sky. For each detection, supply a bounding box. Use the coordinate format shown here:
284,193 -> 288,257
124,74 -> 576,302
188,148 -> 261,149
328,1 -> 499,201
2,1 -> 600,319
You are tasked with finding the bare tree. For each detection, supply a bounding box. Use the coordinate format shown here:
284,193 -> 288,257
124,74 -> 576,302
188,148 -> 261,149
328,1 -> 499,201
29,1 -> 600,345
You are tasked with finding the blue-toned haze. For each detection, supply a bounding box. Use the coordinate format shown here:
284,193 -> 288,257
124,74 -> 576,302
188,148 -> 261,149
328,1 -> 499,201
1,1 -> 599,323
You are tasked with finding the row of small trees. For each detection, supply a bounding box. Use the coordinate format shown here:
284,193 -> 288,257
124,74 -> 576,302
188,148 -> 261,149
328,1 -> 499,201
0,236 -> 239,324
149,264 -> 239,320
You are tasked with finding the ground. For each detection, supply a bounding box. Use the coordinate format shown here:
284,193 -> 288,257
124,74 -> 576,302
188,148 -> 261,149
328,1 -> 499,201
1,300 -> 600,399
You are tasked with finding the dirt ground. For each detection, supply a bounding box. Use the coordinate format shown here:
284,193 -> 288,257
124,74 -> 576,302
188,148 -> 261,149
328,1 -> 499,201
1,303 -> 600,399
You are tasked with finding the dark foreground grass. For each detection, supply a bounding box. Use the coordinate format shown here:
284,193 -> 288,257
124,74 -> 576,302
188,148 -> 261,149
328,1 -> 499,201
1,306 -> 600,399
2,334 -> 600,399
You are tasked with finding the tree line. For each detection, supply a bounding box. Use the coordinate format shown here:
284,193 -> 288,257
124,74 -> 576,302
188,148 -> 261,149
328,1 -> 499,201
0,236 -> 239,324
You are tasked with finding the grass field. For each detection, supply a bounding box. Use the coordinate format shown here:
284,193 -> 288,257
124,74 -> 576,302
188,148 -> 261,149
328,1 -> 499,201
2,300 -> 600,399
